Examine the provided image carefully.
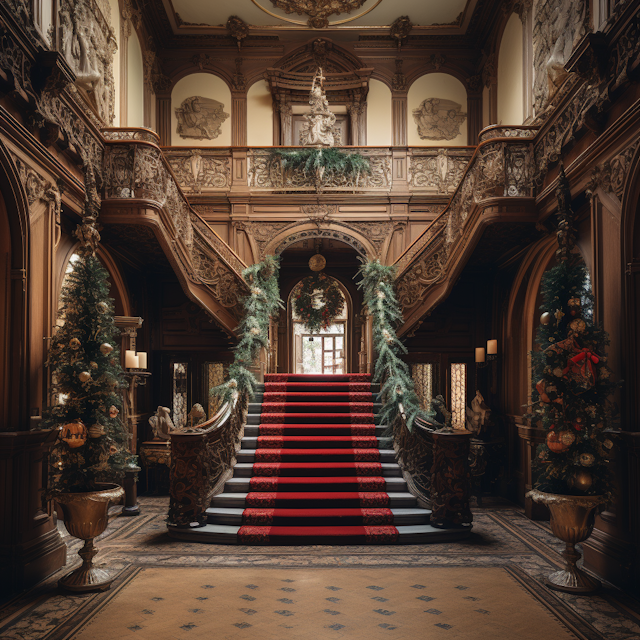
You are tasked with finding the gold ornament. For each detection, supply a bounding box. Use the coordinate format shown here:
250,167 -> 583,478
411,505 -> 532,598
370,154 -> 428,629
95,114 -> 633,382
603,439 -> 613,450
108,405 -> 119,418
567,297 -> 581,308
569,318 -> 587,334
90,361 -> 98,369
88,424 -> 105,439
579,452 -> 595,467
540,312 -> 552,325
560,431 -> 576,446
61,420 -> 87,448
309,254 -> 326,272
553,367 -> 563,377
69,338 -> 81,350
100,343 -> 114,355
546,430 -> 570,453
97,301 -> 109,314
554,309 -> 565,322
78,371 -> 91,382
569,470 -> 593,491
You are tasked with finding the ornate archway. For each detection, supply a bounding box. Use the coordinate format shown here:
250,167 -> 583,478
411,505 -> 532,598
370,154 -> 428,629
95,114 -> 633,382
263,222 -> 377,260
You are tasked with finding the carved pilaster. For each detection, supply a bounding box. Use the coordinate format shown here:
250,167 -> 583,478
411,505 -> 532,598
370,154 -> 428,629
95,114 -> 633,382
232,94 -> 248,146
392,93 -> 407,146
277,95 -> 293,146
156,96 -> 172,145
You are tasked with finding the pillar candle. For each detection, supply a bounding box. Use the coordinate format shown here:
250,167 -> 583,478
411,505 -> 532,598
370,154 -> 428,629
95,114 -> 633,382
487,339 -> 498,355
125,350 -> 137,368
475,347 -> 485,363
138,352 -> 147,369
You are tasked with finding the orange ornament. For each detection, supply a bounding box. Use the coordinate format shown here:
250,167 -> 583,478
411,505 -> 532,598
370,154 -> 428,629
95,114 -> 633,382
61,420 -> 87,448
546,429 -> 571,453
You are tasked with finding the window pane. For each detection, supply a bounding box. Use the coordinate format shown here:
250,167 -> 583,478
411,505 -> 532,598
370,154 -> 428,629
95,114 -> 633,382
412,363 -> 434,411
450,363 -> 467,429
172,362 -> 188,429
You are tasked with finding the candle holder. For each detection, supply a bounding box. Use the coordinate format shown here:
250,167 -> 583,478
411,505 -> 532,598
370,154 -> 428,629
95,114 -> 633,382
124,370 -> 152,386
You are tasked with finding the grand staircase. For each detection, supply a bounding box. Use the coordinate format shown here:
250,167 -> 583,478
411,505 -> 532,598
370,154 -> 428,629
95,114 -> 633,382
172,373 -> 469,545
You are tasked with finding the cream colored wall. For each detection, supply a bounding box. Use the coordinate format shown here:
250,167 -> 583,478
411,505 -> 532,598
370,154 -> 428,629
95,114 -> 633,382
127,29 -> 144,127
407,73 -> 468,146
171,74 -> 232,147
366,79 -> 392,146
108,0 -> 121,126
247,80 -> 273,146
497,13 -> 524,125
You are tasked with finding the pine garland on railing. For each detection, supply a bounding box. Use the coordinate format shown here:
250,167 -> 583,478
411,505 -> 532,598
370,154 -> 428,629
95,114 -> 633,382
356,259 -> 425,432
269,148 -> 371,187
211,255 -> 282,405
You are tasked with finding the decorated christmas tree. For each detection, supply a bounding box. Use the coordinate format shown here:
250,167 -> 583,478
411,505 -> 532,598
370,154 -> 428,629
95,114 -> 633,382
530,171 -> 617,496
45,239 -> 136,493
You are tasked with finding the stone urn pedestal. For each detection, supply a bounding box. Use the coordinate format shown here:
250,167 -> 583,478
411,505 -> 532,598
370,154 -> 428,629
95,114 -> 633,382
54,483 -> 124,592
527,489 -> 607,595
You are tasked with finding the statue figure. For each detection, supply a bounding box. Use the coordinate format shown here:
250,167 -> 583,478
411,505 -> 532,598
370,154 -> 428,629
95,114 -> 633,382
429,394 -> 453,432
466,390 -> 492,436
149,406 -> 174,440
187,403 -> 207,427
300,68 -> 336,147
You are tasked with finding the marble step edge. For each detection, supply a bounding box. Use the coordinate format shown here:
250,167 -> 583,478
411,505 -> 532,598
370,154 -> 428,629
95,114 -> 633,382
246,414 -> 383,425
241,436 -> 392,449
167,523 -> 470,545
223,477 -> 407,492
236,449 -> 398,462
205,507 -> 431,526
211,492 -> 417,508
231,462 -> 402,477
243,425 -> 389,436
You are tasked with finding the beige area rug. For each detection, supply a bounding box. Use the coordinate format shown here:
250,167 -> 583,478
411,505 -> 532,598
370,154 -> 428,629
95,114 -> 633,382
51,565 -> 595,640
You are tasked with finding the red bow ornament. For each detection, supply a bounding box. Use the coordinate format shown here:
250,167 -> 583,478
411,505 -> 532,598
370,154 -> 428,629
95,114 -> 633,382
563,347 -> 599,392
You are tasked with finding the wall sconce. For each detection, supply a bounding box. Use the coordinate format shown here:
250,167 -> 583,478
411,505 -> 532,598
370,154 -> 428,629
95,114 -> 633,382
476,340 -> 498,369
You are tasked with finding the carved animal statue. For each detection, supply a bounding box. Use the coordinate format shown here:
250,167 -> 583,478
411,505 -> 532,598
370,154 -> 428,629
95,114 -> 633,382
430,394 -> 453,432
187,403 -> 207,427
466,390 -> 491,436
149,406 -> 174,440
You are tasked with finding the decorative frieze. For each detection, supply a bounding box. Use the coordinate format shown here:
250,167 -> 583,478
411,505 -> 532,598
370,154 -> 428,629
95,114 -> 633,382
586,140 -> 640,200
166,150 -> 231,193
412,98 -> 466,141
408,149 -> 474,194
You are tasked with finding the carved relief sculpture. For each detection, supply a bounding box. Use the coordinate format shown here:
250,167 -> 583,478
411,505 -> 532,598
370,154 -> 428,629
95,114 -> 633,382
175,96 -> 229,141
269,0 -> 367,29
413,98 -> 467,141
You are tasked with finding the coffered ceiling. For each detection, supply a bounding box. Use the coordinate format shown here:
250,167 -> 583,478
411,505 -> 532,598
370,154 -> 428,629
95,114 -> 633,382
162,0 -> 475,32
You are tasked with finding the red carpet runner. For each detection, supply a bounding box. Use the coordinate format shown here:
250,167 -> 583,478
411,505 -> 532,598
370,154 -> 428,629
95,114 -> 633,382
237,373 -> 399,544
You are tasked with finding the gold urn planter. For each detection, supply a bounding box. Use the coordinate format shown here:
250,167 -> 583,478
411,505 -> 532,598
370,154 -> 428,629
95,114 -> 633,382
527,489 -> 607,595
54,483 -> 124,593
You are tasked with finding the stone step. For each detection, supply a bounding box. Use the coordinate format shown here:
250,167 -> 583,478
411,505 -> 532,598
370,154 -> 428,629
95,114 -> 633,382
243,424 -> 389,437
205,507 -> 431,526
211,492 -> 418,509
236,449 -> 397,463
222,476 -> 407,493
167,523 -> 471,545
240,436 -> 393,450
231,462 -> 403,477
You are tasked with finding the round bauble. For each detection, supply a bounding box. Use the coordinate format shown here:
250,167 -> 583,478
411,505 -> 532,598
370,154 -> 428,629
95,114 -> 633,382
88,424 -> 105,439
568,297 -> 582,308
61,420 -> 87,448
553,367 -> 563,377
308,253 -> 326,272
540,312 -> 552,325
90,361 -> 98,369
108,405 -> 119,418
579,452 -> 595,467
546,430 -> 570,453
69,338 -> 81,350
569,470 -> 593,492
100,343 -> 114,355
78,371 -> 91,382
96,301 -> 109,314
569,318 -> 587,334
560,430 -> 576,446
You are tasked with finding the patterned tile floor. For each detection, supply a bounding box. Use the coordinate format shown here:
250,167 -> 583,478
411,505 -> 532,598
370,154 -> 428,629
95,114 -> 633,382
1,497 -> 639,640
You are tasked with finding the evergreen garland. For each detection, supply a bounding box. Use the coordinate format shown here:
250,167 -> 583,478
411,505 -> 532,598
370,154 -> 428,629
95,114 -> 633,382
212,255 -> 282,405
293,273 -> 344,333
45,248 -> 137,493
270,147 -> 371,186
356,259 -> 425,432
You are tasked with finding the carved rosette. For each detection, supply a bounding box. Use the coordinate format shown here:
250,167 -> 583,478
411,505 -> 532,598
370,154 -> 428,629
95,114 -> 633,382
268,0 -> 367,29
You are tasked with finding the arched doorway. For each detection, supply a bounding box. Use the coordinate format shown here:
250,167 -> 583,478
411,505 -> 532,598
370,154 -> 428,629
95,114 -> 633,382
290,276 -> 350,374
276,236 -> 364,374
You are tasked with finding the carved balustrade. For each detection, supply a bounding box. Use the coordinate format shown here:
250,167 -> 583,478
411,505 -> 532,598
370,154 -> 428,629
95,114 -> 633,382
394,416 -> 472,528
168,392 -> 247,527
407,147 -> 475,194
101,131 -> 248,326
394,127 -> 539,326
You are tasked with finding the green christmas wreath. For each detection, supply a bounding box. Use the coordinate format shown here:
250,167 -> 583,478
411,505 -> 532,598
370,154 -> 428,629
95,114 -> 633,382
293,273 -> 344,334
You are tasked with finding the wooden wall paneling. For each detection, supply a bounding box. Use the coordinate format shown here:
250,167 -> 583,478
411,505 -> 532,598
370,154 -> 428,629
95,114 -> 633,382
232,94 -> 247,147
392,92 -> 407,146
156,95 -> 171,146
